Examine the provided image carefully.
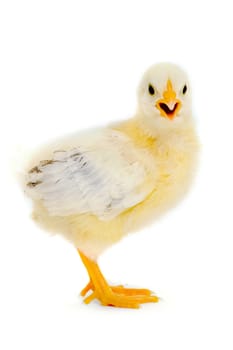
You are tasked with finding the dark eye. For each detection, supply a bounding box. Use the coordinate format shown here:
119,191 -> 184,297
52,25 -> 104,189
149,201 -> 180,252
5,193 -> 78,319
182,84 -> 187,95
148,84 -> 155,95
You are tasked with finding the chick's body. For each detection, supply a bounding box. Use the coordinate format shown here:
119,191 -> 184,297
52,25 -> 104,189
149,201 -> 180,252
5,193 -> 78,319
28,120 -> 197,260
25,63 -> 199,308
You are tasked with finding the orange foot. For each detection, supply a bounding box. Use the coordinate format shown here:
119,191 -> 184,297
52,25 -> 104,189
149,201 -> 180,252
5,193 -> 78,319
81,280 -> 154,297
81,281 -> 158,309
78,250 -> 159,309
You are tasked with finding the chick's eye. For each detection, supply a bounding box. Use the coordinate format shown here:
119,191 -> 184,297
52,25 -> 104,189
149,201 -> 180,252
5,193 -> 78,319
182,84 -> 187,95
148,84 -> 155,95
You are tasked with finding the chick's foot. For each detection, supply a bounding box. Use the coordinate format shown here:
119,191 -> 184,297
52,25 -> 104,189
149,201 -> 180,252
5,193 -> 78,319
81,280 -> 156,297
78,250 -> 159,308
81,282 -> 158,308
85,290 -> 158,309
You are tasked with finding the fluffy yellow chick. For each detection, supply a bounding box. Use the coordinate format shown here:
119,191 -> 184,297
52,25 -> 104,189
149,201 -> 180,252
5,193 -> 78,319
24,63 -> 198,308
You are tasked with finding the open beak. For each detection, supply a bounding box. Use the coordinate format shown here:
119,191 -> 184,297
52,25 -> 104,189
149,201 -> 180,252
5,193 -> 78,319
156,79 -> 181,120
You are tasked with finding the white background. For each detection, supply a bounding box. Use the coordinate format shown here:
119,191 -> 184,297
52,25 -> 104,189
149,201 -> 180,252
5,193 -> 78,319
0,0 -> 233,349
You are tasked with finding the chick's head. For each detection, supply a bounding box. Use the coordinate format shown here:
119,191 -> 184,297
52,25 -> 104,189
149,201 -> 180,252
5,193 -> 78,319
137,63 -> 192,135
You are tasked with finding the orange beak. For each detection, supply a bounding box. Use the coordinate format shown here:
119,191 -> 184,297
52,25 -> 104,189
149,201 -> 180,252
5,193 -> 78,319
156,79 -> 181,120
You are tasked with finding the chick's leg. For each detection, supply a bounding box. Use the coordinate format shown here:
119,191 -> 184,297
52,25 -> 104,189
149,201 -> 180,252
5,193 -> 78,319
78,250 -> 159,308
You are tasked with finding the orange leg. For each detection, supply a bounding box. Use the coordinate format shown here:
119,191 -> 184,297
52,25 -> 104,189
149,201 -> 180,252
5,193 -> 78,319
78,250 -> 159,308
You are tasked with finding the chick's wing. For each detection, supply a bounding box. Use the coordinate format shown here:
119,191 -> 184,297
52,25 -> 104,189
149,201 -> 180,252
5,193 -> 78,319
26,130 -> 154,221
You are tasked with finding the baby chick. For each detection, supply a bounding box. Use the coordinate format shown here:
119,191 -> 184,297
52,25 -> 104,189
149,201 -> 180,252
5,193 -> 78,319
25,63 -> 199,308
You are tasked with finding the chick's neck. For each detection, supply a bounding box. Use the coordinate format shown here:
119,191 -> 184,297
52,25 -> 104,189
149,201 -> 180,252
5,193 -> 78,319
113,116 -> 194,151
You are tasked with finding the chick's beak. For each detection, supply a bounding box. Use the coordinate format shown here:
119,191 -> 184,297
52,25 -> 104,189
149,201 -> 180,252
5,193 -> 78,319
156,79 -> 181,120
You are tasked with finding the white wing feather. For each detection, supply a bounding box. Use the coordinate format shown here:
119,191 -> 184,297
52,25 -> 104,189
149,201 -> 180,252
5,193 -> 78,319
26,129 -> 154,221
